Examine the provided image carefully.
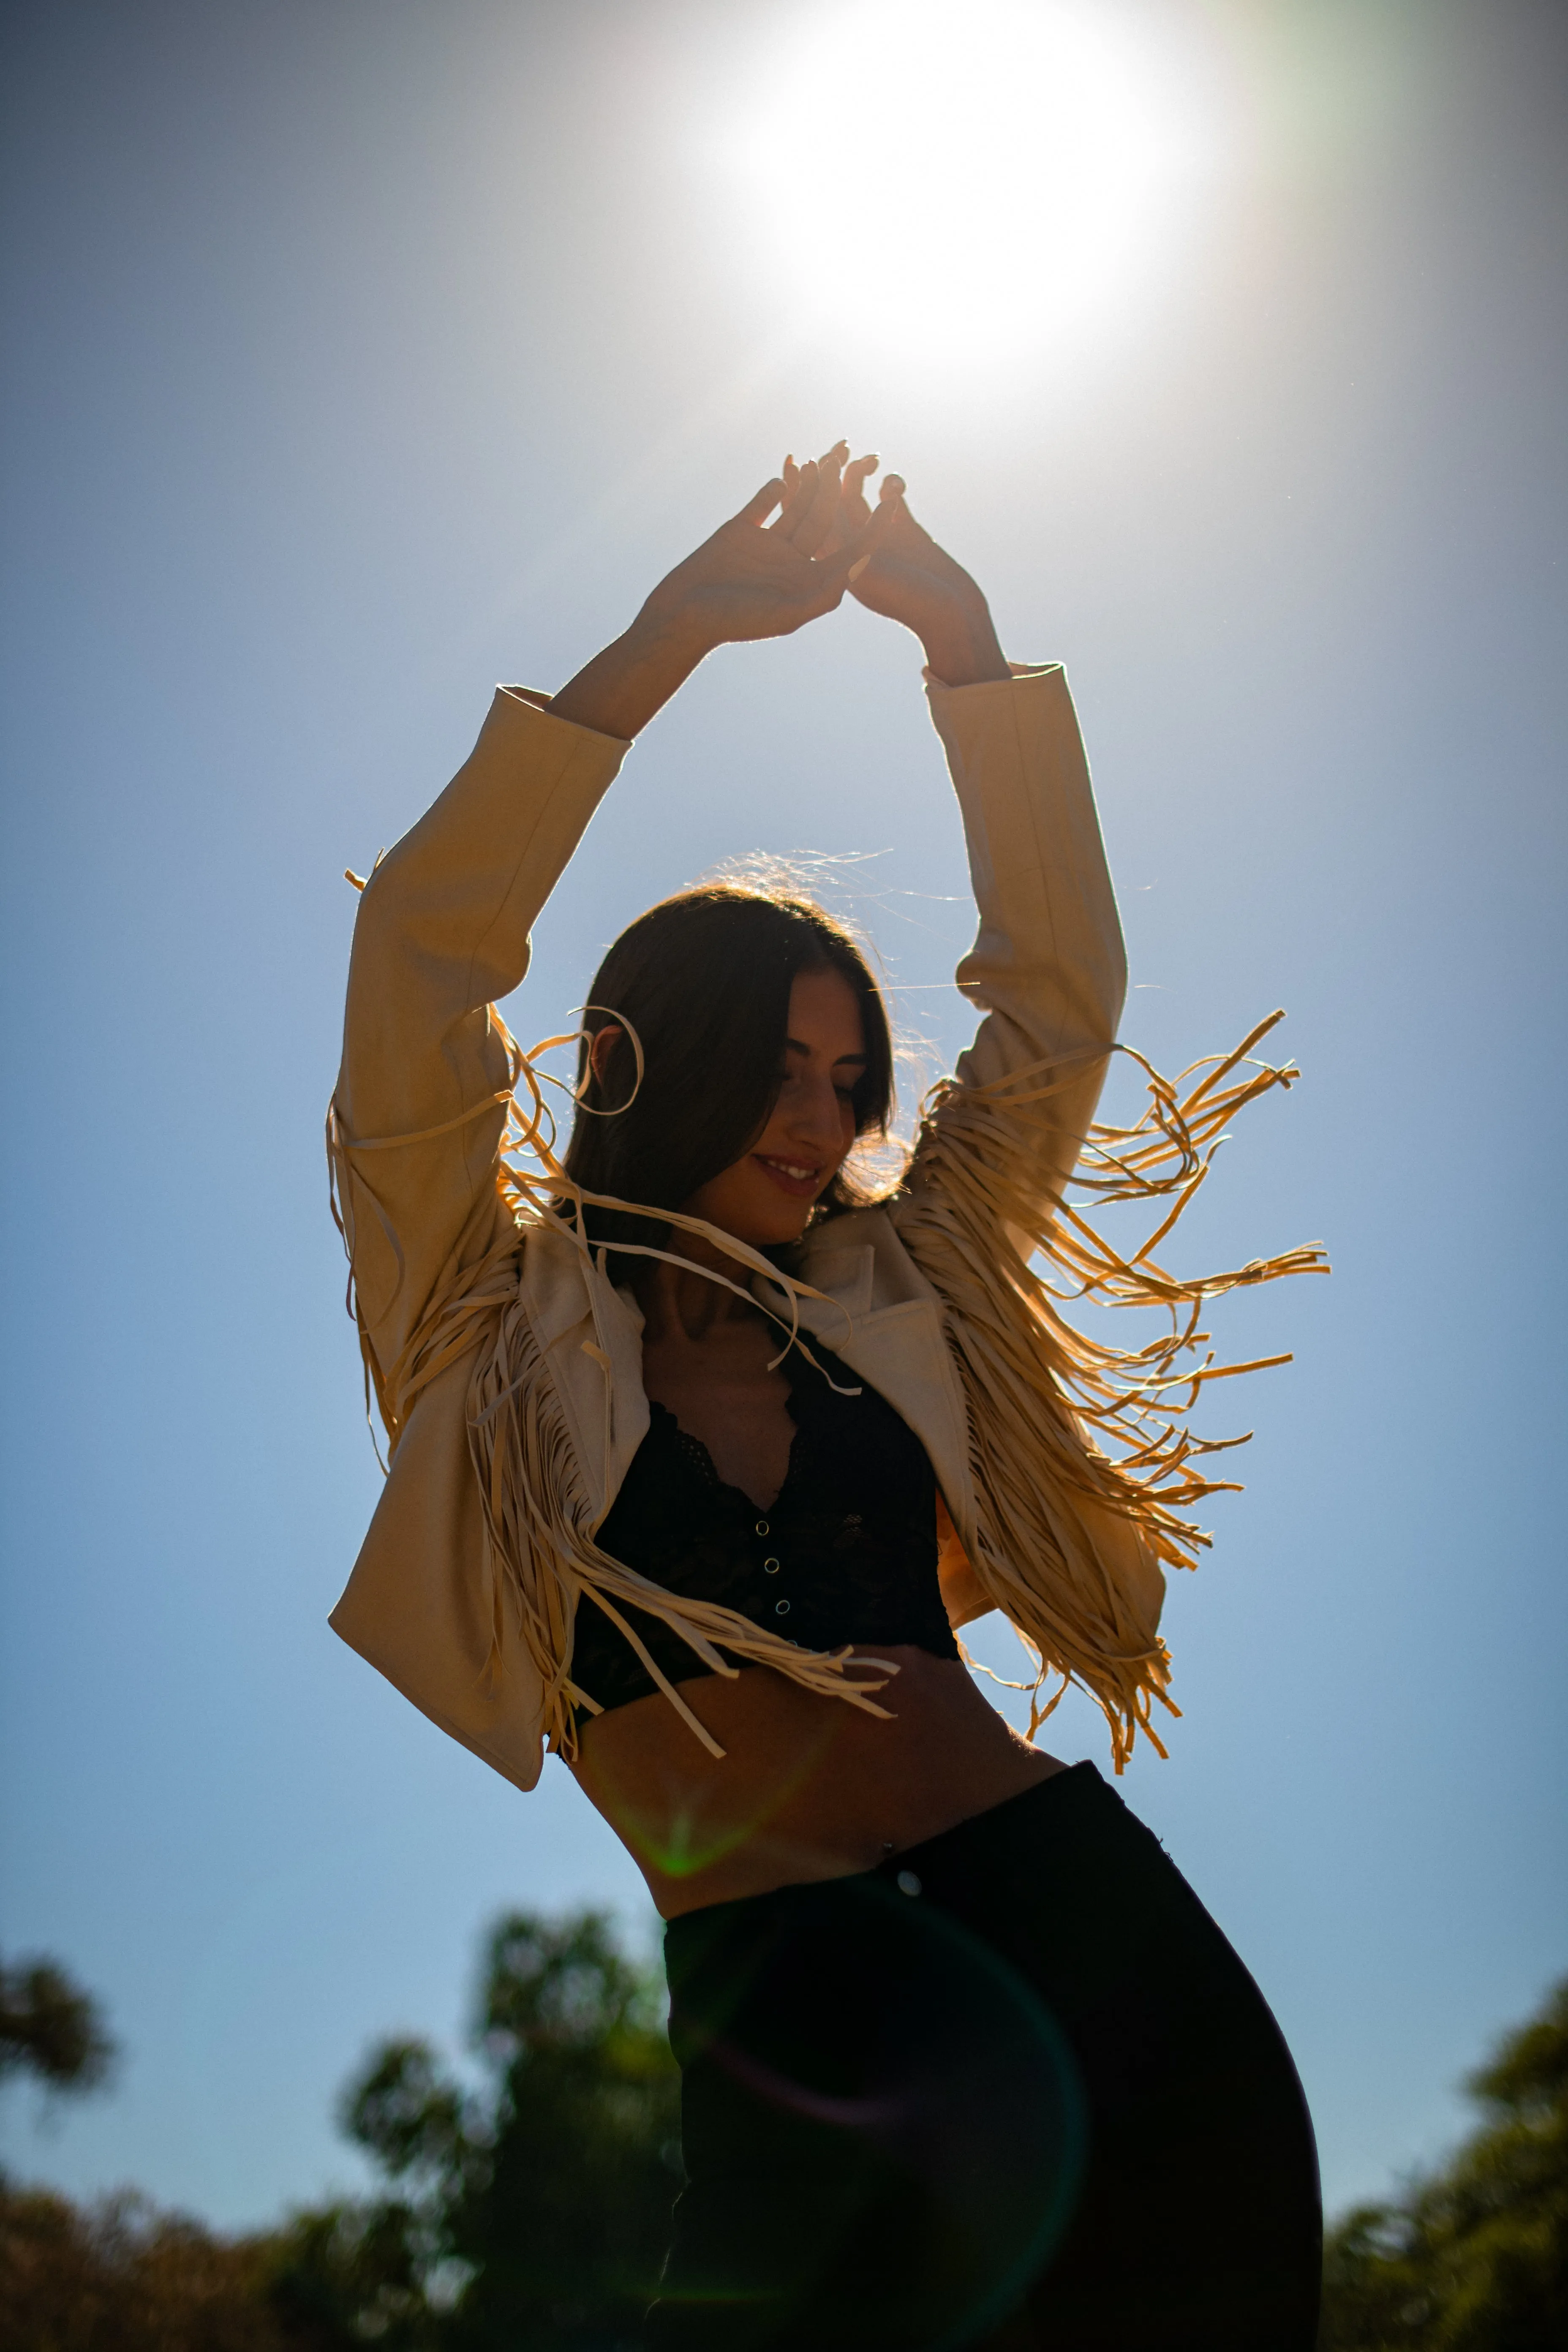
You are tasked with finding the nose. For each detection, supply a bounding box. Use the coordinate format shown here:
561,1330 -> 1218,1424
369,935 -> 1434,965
783,1065 -> 850,1149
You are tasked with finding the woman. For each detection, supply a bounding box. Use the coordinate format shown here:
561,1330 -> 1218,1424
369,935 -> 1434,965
327,445 -> 1324,2349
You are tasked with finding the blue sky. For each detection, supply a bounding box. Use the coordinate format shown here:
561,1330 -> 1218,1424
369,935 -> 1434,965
2,0 -> 1564,2233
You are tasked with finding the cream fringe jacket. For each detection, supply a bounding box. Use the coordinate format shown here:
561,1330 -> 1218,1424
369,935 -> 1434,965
327,664 -> 1320,1794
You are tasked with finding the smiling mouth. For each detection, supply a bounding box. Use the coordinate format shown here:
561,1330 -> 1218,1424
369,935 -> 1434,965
752,1154 -> 824,1200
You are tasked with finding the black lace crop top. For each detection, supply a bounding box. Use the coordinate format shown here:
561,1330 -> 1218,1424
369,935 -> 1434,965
571,1331 -> 960,1717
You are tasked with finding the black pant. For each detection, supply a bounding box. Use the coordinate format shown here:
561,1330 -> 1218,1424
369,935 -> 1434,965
648,1764 -> 1320,2351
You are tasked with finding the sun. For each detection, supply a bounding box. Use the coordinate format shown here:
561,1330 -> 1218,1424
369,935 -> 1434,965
713,0 -> 1231,368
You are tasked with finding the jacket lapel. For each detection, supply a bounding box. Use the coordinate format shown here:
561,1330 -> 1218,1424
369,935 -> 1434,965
516,1219 -> 650,1526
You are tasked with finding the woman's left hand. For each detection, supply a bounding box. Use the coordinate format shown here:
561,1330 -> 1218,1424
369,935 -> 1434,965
817,457 -> 1011,688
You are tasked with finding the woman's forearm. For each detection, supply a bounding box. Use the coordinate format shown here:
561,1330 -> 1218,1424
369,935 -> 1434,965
549,582 -> 1012,744
548,611 -> 711,741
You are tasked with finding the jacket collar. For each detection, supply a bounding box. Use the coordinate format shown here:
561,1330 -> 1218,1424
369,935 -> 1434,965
521,1211 -> 974,1539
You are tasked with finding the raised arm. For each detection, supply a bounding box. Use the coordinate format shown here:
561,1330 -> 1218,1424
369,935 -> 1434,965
842,499 -> 1163,1719
828,477 -> 1126,1214
919,662 -> 1126,1212
332,695 -> 628,1426
332,449 -> 899,1427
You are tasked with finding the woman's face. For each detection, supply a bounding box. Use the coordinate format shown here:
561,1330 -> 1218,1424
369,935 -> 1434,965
683,966 -> 868,1247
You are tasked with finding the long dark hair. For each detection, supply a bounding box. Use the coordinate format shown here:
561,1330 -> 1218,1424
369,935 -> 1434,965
562,883 -> 898,1268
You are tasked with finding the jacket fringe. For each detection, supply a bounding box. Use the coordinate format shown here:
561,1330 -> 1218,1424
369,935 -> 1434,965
329,1010 -> 1326,1772
896,1010 -> 1327,1767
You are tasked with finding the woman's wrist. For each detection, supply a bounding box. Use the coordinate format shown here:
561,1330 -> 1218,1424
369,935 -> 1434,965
917,591 -> 1010,689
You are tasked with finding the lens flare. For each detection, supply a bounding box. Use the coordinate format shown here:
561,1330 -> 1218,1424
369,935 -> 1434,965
714,0 -> 1232,367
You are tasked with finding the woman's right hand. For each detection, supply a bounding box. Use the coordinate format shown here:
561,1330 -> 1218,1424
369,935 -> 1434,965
637,440 -> 895,653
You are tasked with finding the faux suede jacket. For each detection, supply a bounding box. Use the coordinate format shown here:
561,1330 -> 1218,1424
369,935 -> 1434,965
327,663 -> 1308,1793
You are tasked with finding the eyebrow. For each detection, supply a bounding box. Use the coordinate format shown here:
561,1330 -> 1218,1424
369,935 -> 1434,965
784,1036 -> 868,1067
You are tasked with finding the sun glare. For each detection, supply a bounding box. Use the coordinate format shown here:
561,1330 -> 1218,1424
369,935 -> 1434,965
716,0 -> 1230,368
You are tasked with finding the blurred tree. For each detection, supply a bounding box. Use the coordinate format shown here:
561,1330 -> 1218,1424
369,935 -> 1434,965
256,2198 -> 444,2349
1,2180 -> 291,2350
0,1952 -> 117,2093
6,1929 -> 1563,2349
0,2176 -> 446,2349
1320,1975 -> 1567,2350
1,1913 -> 678,2349
341,1908 -> 683,2352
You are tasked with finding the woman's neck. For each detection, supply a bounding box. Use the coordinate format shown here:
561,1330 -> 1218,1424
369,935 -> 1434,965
635,1230 -> 764,1345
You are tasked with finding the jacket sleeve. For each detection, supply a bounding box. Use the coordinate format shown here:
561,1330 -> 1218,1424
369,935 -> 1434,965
332,688 -> 630,1410
903,661 -> 1127,1219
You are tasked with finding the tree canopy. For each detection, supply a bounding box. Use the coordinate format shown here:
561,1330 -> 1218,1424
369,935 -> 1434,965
0,1952 -> 117,2094
338,1907 -> 682,2349
1321,1976 -> 1568,2351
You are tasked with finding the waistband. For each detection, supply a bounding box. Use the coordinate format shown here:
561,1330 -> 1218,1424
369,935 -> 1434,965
882,1758 -> 1115,1879
664,1759 -> 1127,1952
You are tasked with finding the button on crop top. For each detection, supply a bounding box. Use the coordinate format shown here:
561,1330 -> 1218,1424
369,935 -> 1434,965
571,1332 -> 961,1717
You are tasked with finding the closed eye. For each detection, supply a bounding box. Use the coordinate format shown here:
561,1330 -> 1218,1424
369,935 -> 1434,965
783,1037 -> 867,1072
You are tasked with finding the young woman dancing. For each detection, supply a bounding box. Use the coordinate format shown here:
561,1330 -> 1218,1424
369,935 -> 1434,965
327,444 -> 1325,2349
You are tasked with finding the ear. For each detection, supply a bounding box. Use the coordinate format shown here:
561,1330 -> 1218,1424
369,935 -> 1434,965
589,1022 -> 626,1090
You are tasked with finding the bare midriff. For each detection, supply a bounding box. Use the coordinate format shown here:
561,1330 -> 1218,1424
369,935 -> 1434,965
569,1647 -> 1067,1919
